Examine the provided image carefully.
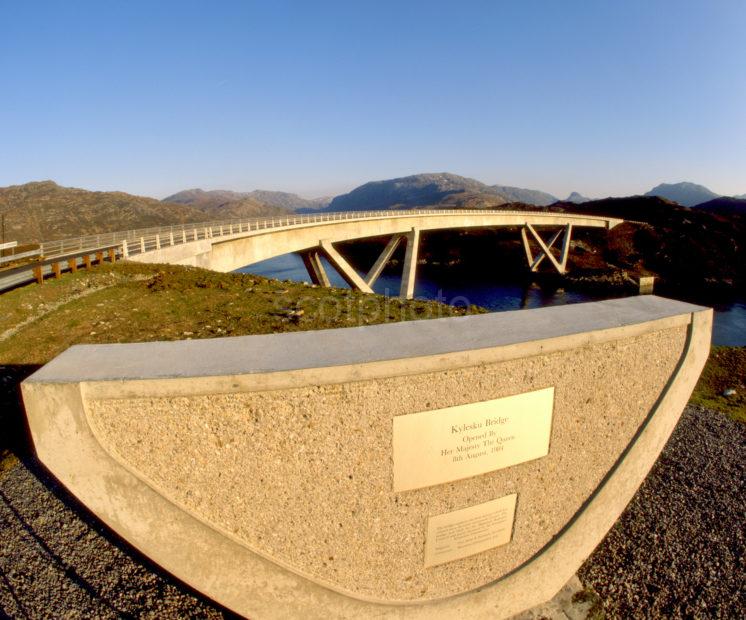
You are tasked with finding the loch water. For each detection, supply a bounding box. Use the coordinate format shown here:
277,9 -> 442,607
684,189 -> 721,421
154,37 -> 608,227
237,254 -> 746,347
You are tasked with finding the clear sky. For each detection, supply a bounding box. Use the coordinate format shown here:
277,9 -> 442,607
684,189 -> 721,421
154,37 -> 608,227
2,1 -> 745,199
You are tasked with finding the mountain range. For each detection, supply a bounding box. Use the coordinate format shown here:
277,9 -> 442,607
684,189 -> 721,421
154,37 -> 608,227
321,173 -> 558,212
1,176 -> 744,243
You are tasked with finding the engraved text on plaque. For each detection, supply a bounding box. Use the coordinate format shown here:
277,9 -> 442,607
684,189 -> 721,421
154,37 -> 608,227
393,387 -> 554,492
424,494 -> 518,567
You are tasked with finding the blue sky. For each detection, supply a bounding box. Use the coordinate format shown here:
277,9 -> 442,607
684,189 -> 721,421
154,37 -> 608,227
2,1 -> 744,199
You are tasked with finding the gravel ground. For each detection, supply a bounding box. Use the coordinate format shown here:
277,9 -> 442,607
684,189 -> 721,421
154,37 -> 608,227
580,405 -> 745,618
0,460 -> 234,619
0,405 -> 743,619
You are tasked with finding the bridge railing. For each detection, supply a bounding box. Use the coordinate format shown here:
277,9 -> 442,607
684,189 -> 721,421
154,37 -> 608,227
37,208 -> 617,260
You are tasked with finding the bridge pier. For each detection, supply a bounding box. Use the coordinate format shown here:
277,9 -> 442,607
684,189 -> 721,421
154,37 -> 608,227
400,227 -> 420,299
312,228 -> 421,299
300,250 -> 331,287
364,234 -> 404,288
521,224 -> 573,275
319,239 -> 374,294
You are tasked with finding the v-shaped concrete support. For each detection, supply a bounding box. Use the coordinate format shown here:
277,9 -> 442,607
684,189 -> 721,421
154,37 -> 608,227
301,250 -> 331,287
521,224 -> 573,274
319,239 -> 373,294
365,235 -> 404,288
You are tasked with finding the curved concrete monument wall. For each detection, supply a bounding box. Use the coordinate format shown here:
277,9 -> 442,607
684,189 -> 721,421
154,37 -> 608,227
21,296 -> 711,619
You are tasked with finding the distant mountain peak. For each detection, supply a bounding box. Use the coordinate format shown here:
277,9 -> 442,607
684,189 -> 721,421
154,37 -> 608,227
644,181 -> 719,207
566,191 -> 592,203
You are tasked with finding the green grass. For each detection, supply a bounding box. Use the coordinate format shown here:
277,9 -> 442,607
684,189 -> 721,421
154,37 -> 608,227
0,262 -> 482,364
691,346 -> 746,423
0,261 -> 484,467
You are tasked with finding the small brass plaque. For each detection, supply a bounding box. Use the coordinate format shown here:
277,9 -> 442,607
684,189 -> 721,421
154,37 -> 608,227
393,387 -> 554,492
424,494 -> 517,567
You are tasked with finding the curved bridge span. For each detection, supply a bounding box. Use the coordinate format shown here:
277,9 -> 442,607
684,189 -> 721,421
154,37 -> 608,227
128,209 -> 622,299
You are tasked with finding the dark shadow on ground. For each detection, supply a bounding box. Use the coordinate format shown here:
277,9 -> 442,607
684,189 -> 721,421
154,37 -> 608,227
0,364 -> 40,459
0,364 -> 241,619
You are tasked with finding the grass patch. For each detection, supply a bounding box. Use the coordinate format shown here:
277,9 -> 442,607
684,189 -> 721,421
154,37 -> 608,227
0,261 -> 484,464
691,346 -> 746,423
0,262 -> 482,365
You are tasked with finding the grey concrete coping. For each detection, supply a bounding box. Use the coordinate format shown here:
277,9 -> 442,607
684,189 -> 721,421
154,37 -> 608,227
27,295 -> 706,384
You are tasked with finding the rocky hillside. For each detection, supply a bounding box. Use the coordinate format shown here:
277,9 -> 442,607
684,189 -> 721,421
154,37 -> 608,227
165,188 -> 330,213
0,181 -> 208,243
545,195 -> 745,291
323,173 -> 558,212
435,192 -> 508,209
694,197 -> 746,217
489,184 -> 557,206
363,194 -> 743,293
161,188 -> 286,218
248,190 -> 331,211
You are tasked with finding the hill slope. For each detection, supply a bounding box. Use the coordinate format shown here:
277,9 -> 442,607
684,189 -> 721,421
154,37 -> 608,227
164,188 -> 330,213
0,181 -> 208,243
489,184 -> 557,206
247,190 -> 331,211
162,188 -> 286,218
694,197 -> 746,217
546,195 -> 745,290
645,182 -> 719,207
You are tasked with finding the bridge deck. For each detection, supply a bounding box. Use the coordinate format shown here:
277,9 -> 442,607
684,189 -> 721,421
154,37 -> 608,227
2,209 -> 623,295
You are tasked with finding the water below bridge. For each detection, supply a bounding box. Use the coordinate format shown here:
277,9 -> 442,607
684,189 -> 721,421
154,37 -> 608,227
237,253 -> 746,347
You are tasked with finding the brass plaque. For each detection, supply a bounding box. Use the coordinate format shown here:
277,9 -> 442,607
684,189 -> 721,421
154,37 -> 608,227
393,387 -> 554,492
424,494 -> 518,567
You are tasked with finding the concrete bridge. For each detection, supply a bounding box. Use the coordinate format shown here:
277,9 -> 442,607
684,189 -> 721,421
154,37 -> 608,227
122,209 -> 622,299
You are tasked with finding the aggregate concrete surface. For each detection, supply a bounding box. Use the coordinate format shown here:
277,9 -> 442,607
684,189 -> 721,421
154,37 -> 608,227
0,405 -> 743,619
